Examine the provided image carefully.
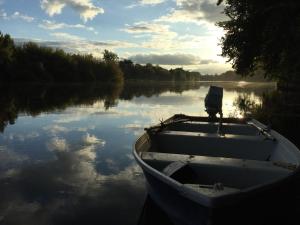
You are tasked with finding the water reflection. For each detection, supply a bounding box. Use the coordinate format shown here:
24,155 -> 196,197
0,81 -> 276,225
0,146 -> 145,225
234,90 -> 300,147
0,82 -> 274,132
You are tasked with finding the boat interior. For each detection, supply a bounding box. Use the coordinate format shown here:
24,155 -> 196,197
136,118 -> 298,197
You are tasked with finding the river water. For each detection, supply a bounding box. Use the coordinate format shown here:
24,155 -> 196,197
0,81 -> 278,225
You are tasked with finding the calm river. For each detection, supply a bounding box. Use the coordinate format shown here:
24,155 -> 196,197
0,82 -> 280,225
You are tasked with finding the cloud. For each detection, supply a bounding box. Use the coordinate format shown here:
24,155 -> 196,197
120,124 -> 143,130
184,62 -> 232,74
11,11 -> 35,22
122,22 -> 174,35
43,124 -> 70,135
0,146 -> 28,171
4,132 -> 39,141
41,0 -> 104,22
126,0 -> 165,8
82,133 -> 105,146
50,32 -> 84,41
122,21 -> 179,50
140,0 -> 165,5
120,123 -> 144,136
47,137 -> 69,152
129,53 -> 217,65
122,22 -> 221,54
39,20 -> 97,34
14,37 -> 137,58
158,0 -> 226,24
76,133 -> 105,161
0,10 -> 34,22
76,145 -> 97,161
77,125 -> 95,132
0,151 -> 145,225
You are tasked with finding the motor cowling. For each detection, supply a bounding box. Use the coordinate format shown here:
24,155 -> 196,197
205,86 -> 223,118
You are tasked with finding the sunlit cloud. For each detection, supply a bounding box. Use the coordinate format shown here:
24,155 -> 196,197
77,145 -> 97,161
15,36 -> 137,58
140,0 -> 165,5
47,137 -> 69,152
53,114 -> 84,123
77,125 -> 96,132
75,133 -> 106,162
121,1 -> 229,71
120,123 -> 145,136
120,124 -> 143,130
126,0 -> 165,8
41,0 -> 104,22
184,62 -> 232,74
50,32 -> 84,41
158,0 -> 226,24
43,124 -> 70,135
82,133 -> 106,146
0,10 -> 34,22
123,26 -> 210,58
39,20 -> 98,34
122,21 -> 174,35
129,53 -> 217,65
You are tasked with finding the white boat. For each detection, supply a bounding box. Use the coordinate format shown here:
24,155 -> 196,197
133,87 -> 300,225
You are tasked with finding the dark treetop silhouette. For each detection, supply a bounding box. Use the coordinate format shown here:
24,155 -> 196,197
218,0 -> 300,81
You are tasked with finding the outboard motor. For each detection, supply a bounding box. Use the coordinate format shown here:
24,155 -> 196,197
205,86 -> 223,118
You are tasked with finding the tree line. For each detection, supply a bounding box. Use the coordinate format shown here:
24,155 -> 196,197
200,70 -> 269,82
119,60 -> 201,81
0,32 -> 203,84
0,32 -> 270,83
0,32 -> 124,84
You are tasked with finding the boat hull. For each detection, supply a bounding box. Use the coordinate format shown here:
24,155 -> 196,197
139,164 -> 296,225
134,115 -> 300,225
142,168 -> 211,225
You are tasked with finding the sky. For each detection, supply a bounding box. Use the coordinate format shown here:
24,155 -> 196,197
0,0 -> 232,74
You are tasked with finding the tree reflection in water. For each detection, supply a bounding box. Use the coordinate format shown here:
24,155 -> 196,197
0,81 -> 285,225
234,90 -> 300,147
0,81 -> 274,132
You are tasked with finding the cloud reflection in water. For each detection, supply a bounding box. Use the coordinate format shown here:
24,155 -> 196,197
0,81 -> 276,225
0,148 -> 145,225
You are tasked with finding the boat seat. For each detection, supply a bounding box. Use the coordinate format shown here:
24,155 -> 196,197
155,131 -> 276,160
141,152 -> 293,189
141,152 -> 293,172
162,161 -> 187,177
167,122 -> 258,136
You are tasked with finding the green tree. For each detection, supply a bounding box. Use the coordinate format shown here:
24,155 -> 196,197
0,32 -> 15,81
218,0 -> 300,80
103,49 -> 119,63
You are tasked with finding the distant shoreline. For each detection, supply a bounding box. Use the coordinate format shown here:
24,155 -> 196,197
0,80 -> 275,86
